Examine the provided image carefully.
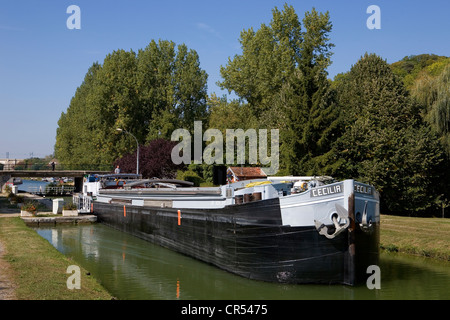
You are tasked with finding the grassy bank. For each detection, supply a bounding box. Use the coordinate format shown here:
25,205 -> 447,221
380,214 -> 450,261
0,217 -> 113,300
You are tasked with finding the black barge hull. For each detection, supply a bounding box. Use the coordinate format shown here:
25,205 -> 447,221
93,197 -> 379,285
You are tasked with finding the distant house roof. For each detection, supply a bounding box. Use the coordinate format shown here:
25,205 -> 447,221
227,167 -> 267,182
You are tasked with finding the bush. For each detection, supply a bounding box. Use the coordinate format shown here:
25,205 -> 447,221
21,201 -> 38,214
7,192 -> 16,201
4,185 -> 12,195
177,170 -> 204,187
63,202 -> 77,210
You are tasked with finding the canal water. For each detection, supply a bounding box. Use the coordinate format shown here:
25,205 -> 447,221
34,224 -> 450,300
18,179 -> 51,193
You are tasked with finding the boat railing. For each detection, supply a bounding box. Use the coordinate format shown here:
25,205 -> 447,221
73,193 -> 92,213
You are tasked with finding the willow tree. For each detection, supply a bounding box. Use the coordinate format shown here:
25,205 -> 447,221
428,65 -> 450,154
412,64 -> 450,155
218,4 -> 338,175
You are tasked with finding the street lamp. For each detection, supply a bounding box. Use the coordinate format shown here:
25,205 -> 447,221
116,128 -> 139,176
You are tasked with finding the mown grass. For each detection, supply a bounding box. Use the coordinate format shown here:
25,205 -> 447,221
380,214 -> 450,261
0,217 -> 113,300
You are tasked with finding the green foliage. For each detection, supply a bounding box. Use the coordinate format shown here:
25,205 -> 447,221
410,64 -> 450,155
187,164 -> 214,183
7,192 -> 23,204
218,4 -> 338,174
218,4 -> 302,112
390,54 -> 450,89
207,94 -> 257,133
55,40 -> 208,167
21,201 -> 38,213
331,53 -> 445,215
13,156 -> 55,170
392,56 -> 450,208
427,65 -> 450,151
63,201 -> 77,210
206,94 -> 259,167
177,169 -> 204,187
4,185 -> 12,195
176,163 -> 216,186
140,41 -> 209,140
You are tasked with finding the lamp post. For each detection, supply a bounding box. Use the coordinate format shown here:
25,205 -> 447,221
116,128 -> 139,176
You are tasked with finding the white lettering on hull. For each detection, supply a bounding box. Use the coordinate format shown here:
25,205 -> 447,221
310,183 -> 344,198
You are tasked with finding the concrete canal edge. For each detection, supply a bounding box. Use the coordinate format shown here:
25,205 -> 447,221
21,214 -> 97,227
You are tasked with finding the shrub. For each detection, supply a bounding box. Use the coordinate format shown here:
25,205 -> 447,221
7,192 -> 17,202
4,185 -> 12,195
177,170 -> 204,187
21,201 -> 38,214
63,202 -> 77,210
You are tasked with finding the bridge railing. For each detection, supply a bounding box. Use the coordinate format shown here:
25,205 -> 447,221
1,163 -> 114,171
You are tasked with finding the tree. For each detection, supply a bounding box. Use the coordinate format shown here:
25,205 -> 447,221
218,4 -> 301,113
55,40 -> 208,167
332,53 -> 445,215
55,62 -> 113,168
207,93 -> 257,133
139,40 -> 208,140
428,65 -> 450,154
218,4 -> 337,175
412,64 -> 450,155
114,139 -> 184,179
390,54 -> 449,90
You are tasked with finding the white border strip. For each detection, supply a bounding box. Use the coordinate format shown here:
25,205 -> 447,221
281,196 -> 345,209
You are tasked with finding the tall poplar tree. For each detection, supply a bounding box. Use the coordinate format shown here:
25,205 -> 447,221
55,40 -> 208,168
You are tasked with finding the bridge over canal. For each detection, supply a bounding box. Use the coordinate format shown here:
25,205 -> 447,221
0,170 -> 111,193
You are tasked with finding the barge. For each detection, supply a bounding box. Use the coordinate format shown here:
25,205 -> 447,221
75,174 -> 380,285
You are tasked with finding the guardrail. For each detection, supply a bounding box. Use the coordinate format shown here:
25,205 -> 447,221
28,186 -> 76,196
1,163 -> 114,171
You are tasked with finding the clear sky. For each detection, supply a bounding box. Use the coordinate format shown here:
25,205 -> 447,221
0,0 -> 449,159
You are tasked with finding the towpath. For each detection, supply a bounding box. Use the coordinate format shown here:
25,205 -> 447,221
0,240 -> 17,300
0,193 -> 22,299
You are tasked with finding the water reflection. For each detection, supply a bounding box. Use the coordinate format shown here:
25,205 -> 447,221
35,224 -> 450,300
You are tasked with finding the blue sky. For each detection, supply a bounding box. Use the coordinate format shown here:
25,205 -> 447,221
0,0 -> 449,159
